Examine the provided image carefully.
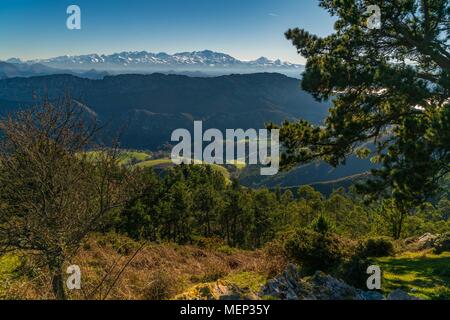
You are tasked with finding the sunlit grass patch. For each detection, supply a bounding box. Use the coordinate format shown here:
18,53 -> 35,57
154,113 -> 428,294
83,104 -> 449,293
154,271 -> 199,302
0,254 -> 21,280
117,151 -> 151,165
135,159 -> 173,168
377,251 -> 450,300
223,271 -> 266,293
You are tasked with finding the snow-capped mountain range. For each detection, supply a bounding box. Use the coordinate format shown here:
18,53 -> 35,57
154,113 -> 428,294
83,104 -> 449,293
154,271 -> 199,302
7,50 -> 302,71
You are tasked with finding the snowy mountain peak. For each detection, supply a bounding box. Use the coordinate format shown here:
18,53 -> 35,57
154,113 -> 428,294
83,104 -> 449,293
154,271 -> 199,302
6,58 -> 23,64
22,50 -> 302,71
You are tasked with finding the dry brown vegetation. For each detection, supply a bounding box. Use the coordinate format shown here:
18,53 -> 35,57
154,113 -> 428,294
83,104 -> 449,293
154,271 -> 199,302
1,233 -> 287,300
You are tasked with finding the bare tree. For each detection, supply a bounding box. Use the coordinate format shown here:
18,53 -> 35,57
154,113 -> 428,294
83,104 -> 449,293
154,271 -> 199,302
0,98 -> 137,299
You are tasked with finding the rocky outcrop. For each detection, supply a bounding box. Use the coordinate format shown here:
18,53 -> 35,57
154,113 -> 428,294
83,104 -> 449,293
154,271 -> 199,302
405,232 -> 450,253
261,264 -> 370,300
415,233 -> 439,249
260,264 -> 418,301
261,264 -> 315,300
175,264 -> 423,300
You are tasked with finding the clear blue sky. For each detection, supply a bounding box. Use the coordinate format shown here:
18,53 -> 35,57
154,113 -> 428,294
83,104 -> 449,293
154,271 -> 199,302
0,0 -> 335,63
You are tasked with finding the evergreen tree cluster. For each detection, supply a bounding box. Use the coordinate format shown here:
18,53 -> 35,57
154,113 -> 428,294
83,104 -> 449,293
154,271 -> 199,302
115,165 -> 450,247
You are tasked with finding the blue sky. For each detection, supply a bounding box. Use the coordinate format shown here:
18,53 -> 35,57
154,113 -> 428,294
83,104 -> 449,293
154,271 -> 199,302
0,0 -> 335,63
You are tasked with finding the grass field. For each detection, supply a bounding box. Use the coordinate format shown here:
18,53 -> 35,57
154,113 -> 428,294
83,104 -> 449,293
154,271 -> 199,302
377,251 -> 450,300
117,151 -> 151,165
135,159 -> 173,168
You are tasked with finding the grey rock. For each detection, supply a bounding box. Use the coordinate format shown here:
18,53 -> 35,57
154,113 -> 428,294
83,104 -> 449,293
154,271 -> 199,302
261,265 -> 424,301
387,289 -> 421,300
261,266 -> 374,300
357,290 -> 384,300
416,233 -> 439,249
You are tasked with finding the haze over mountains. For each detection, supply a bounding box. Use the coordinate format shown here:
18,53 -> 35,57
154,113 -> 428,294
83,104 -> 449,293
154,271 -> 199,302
0,61 -> 108,80
2,50 -> 304,78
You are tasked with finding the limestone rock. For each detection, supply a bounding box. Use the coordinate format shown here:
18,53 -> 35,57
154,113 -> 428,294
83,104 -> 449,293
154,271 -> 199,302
261,265 -> 380,300
416,233 -> 439,249
356,290 -> 385,300
261,265 -> 420,301
387,289 -> 421,300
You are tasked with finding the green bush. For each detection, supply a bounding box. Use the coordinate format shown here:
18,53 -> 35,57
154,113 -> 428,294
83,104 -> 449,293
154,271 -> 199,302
143,270 -> 181,300
284,228 -> 344,274
340,255 -> 375,289
312,215 -> 334,234
95,232 -> 142,255
339,236 -> 393,289
262,240 -> 288,278
434,232 -> 450,254
358,237 -> 395,258
191,236 -> 226,250
216,245 -> 237,255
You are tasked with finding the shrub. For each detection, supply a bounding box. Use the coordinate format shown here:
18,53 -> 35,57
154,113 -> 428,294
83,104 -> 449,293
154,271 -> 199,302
434,232 -> 450,254
191,236 -> 226,250
339,236 -> 394,288
95,232 -> 142,255
191,261 -> 228,283
312,215 -> 334,234
358,237 -> 395,258
216,245 -> 237,256
284,228 -> 344,274
143,270 -> 180,300
340,255 -> 375,289
198,269 -> 227,283
262,240 -> 288,277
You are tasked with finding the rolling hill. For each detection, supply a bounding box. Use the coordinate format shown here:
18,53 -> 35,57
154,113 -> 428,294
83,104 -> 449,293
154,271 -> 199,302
0,72 -> 374,188
0,61 -> 108,80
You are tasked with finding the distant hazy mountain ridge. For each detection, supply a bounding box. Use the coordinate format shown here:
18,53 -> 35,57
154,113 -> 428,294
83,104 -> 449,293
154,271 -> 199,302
0,61 -> 108,80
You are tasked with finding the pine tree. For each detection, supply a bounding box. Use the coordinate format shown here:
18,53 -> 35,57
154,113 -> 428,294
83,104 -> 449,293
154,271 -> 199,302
272,1 -> 449,234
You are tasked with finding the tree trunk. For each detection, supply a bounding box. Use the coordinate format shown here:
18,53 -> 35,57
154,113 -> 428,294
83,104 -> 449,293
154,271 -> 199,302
396,210 -> 405,240
392,206 -> 406,240
48,256 -> 67,300
206,212 -> 211,237
51,269 -> 67,300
